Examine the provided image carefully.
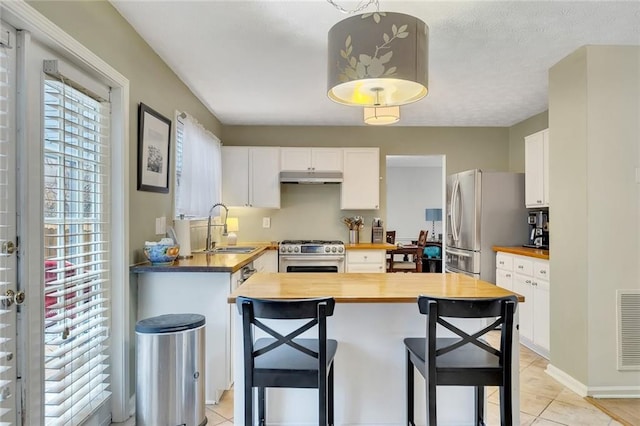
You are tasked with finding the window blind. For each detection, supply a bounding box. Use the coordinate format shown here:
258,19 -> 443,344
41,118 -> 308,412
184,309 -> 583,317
42,75 -> 111,425
0,35 -> 16,425
174,113 -> 221,218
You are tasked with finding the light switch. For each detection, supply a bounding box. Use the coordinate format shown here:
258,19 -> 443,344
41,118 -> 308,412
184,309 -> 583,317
262,217 -> 271,228
156,216 -> 166,235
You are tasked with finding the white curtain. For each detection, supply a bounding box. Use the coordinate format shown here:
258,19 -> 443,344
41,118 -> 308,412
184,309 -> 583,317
175,114 -> 221,218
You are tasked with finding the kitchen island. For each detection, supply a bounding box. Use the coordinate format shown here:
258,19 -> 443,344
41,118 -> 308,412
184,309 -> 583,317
228,272 -> 524,425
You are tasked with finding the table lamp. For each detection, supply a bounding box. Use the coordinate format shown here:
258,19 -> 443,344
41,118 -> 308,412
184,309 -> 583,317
425,208 -> 442,241
226,217 -> 239,245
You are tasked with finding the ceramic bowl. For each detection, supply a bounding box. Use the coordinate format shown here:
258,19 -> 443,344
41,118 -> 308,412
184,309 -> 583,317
143,244 -> 180,265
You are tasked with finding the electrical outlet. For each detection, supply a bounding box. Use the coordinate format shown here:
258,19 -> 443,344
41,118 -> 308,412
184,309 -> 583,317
262,217 -> 271,228
155,216 -> 166,235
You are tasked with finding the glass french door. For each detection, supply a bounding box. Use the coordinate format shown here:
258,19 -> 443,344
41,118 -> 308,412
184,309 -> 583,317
0,20 -> 19,425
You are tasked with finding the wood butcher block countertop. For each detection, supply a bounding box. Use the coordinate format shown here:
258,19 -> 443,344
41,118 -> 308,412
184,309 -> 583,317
130,242 -> 277,273
493,246 -> 550,260
228,272 -> 524,304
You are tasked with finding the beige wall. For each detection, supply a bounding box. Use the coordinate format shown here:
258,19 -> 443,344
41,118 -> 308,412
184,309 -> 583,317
27,0 -> 223,263
221,126 -> 511,242
549,46 -> 640,392
508,111 -> 548,172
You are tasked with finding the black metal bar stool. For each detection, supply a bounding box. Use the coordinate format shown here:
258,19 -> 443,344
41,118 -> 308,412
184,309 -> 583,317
237,296 -> 338,426
404,295 -> 518,425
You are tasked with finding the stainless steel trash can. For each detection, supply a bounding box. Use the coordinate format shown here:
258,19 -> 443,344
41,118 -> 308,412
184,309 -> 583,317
136,313 -> 207,426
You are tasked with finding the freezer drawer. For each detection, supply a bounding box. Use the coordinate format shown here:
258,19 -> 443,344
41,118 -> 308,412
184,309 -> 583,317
445,247 -> 480,275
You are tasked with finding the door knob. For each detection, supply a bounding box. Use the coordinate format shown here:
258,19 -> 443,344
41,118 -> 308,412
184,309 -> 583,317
1,241 -> 15,255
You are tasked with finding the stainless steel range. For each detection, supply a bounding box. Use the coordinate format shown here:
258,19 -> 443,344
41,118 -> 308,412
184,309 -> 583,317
278,240 -> 345,273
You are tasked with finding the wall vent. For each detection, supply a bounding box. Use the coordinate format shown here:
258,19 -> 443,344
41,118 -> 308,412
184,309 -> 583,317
617,290 -> 640,370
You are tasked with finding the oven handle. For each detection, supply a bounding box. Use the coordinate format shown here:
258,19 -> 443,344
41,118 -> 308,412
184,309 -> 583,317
279,255 -> 345,262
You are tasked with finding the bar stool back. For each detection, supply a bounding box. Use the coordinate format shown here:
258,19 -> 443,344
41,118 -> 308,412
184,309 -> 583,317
404,295 -> 518,426
237,296 -> 338,426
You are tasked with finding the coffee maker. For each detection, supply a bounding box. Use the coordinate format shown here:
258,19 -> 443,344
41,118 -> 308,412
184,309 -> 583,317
525,210 -> 549,249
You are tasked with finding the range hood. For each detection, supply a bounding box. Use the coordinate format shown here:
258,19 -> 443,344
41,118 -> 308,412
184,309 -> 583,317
279,171 -> 343,184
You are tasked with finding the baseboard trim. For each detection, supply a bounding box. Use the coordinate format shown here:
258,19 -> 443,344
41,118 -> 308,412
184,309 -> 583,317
587,386 -> 640,398
546,364 -> 588,396
546,364 -> 640,398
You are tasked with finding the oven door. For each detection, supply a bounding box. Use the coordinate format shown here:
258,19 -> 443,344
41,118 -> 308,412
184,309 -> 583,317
279,255 -> 345,273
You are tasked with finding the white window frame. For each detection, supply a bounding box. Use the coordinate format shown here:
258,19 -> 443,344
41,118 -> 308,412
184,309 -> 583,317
2,2 -> 131,422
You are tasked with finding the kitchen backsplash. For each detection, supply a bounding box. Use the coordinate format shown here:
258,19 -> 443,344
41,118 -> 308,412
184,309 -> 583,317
185,184 -> 379,250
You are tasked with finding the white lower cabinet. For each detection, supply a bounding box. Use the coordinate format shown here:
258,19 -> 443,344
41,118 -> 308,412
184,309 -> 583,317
495,253 -> 513,291
253,249 -> 278,272
346,250 -> 385,272
496,252 -> 550,357
137,271 -> 233,404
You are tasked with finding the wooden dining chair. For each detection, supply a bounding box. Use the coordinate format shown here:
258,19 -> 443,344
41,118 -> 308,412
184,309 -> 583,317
387,230 -> 428,273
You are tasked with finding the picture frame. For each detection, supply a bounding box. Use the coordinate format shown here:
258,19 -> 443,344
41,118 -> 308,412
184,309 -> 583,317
137,103 -> 172,193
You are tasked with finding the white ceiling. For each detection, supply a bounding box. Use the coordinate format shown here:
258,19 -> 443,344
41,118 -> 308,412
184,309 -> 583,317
111,1 -> 640,127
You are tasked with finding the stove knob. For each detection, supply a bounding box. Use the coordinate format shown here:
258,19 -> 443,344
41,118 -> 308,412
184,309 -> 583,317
294,247 -> 299,253
280,246 -> 286,253
287,246 -> 293,253
338,247 -> 344,253
325,247 -> 330,253
331,247 -> 337,253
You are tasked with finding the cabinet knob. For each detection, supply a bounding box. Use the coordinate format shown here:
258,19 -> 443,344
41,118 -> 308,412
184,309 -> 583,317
499,261 -> 504,265
506,273 -> 511,278
525,279 -> 532,284
532,281 -> 538,286
518,265 -> 524,269
540,270 -> 546,274
537,200 -> 542,203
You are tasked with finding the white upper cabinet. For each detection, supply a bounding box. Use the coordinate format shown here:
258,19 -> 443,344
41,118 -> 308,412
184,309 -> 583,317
525,129 -> 549,207
222,146 -> 280,208
280,147 -> 343,172
341,147 -> 380,210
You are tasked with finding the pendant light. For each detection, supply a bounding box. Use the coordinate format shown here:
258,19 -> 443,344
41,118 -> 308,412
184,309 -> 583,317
327,8 -> 429,108
364,106 -> 400,125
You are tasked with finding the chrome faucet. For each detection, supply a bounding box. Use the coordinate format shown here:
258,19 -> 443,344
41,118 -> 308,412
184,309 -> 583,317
205,203 -> 229,251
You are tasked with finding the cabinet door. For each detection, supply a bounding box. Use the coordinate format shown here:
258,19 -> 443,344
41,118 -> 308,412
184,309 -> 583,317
513,256 -> 533,276
280,147 -> 311,171
222,146 -> 249,206
341,148 -> 380,209
525,130 -> 545,207
512,273 -> 533,341
311,148 -> 343,171
249,147 -> 280,208
496,253 -> 513,271
496,268 -> 513,291
533,278 -> 550,352
346,250 -> 385,272
542,129 -> 549,207
254,250 -> 278,272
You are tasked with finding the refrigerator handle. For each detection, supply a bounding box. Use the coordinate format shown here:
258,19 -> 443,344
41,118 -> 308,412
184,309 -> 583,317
451,179 -> 460,241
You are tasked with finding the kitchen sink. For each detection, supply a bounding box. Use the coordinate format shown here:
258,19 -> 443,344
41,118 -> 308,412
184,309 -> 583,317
208,246 -> 257,254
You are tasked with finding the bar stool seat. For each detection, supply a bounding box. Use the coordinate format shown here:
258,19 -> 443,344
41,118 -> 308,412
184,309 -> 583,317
404,295 -> 518,426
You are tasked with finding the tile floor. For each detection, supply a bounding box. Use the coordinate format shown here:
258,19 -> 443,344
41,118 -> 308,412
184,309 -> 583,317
115,333 -> 626,425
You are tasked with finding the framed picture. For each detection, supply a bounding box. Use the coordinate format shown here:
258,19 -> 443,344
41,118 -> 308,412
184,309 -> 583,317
137,103 -> 172,193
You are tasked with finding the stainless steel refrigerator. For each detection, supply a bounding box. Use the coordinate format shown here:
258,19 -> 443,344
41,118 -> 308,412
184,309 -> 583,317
445,169 -> 527,283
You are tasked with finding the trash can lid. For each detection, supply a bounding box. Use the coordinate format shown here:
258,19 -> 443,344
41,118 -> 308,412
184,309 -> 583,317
136,313 -> 205,334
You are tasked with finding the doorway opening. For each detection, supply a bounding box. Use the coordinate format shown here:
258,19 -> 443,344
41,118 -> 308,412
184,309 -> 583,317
385,155 -> 446,272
